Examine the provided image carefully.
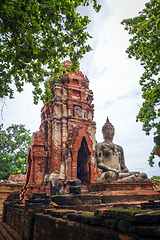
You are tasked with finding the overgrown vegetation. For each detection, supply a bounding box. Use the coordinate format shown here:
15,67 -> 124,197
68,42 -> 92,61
151,175 -> 160,181
121,0 -> 160,166
0,124 -> 31,180
0,0 -> 101,104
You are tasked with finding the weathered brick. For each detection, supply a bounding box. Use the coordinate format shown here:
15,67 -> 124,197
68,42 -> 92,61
21,61 -> 97,200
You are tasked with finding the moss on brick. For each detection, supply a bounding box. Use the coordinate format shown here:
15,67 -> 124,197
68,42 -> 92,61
106,208 -> 149,214
81,212 -> 94,218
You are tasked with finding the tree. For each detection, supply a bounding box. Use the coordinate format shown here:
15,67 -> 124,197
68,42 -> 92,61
0,0 -> 101,104
121,0 -> 160,166
0,124 -> 31,180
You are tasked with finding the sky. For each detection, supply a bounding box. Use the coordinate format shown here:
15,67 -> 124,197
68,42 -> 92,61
0,0 -> 159,177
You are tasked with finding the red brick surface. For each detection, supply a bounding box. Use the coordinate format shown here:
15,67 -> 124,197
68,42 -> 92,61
0,216 -> 22,240
155,147 -> 160,156
2,198 -> 160,240
8,174 -> 26,183
21,61 -> 98,200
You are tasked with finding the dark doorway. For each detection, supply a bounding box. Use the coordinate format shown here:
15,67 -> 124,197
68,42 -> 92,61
77,137 -> 91,185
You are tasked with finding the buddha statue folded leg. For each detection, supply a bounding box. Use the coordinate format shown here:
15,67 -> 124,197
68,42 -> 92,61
117,172 -> 148,183
98,170 -> 119,183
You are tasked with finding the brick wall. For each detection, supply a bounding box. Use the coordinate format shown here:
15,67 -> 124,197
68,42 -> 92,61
2,192 -> 160,240
0,184 -> 23,215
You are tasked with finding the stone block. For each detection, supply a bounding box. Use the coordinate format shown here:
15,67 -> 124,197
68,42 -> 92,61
50,180 -> 63,195
104,218 -> 118,230
67,213 -> 82,222
118,220 -> 132,234
69,186 -> 81,195
81,216 -> 90,224
67,179 -> 81,186
132,225 -> 160,239
90,216 -> 100,225
133,212 -> 160,223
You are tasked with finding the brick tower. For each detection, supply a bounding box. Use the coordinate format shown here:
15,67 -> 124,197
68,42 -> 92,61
21,61 -> 98,198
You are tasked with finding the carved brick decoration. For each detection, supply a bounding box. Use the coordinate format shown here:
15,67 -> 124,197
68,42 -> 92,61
21,61 -> 98,199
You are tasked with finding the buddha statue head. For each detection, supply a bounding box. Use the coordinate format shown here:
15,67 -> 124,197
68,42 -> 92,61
102,117 -> 115,141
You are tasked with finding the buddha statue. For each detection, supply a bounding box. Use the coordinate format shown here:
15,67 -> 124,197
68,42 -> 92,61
95,117 -> 148,183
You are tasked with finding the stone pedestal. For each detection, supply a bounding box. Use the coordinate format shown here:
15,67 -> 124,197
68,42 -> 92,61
89,182 -> 155,192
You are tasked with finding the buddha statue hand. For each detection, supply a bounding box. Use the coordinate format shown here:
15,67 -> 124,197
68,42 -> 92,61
121,168 -> 129,173
114,170 -> 119,179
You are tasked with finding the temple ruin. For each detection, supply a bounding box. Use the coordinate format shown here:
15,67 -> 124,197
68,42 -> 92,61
2,62 -> 160,240
21,61 -> 99,199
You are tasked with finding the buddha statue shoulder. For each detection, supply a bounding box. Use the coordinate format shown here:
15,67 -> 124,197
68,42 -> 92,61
95,117 -> 148,183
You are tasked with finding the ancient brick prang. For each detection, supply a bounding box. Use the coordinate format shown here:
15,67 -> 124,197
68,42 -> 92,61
21,61 -> 99,199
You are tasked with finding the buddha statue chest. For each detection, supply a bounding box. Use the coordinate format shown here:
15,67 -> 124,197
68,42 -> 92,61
101,143 -> 120,171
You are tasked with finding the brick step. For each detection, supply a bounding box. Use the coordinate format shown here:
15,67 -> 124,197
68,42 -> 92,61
100,193 -> 160,204
43,208 -> 160,240
0,217 -> 22,240
54,200 -> 160,212
54,203 -> 108,211
89,182 -> 155,192
51,190 -> 160,208
0,219 -> 14,240
89,189 -> 160,196
108,200 -> 160,210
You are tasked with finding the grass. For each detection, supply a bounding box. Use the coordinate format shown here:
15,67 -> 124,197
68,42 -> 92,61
106,208 -> 149,214
105,208 -> 160,215
151,176 -> 160,181
81,212 -> 94,217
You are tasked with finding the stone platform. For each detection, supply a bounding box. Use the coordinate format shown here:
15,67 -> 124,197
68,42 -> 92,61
1,188 -> 160,240
89,182 -> 155,192
50,182 -> 160,211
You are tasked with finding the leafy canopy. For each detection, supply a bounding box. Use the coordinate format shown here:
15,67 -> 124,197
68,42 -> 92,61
0,0 -> 101,104
121,0 -> 160,166
0,124 -> 31,180
151,175 -> 160,181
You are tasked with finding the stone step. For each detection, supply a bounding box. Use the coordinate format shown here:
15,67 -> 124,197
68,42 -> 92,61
0,219 -> 14,240
0,217 -> 22,240
43,207 -> 160,240
51,189 -> 160,208
54,200 -> 160,212
89,182 -> 155,192
100,193 -> 160,204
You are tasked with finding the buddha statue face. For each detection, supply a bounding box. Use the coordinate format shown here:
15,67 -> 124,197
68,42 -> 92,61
103,125 -> 115,141
102,118 -> 115,141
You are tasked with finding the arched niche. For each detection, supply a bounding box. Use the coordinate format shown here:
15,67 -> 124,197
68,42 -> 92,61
77,137 -> 91,185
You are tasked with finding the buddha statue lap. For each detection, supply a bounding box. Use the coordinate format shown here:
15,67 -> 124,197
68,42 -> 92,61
95,117 -> 148,183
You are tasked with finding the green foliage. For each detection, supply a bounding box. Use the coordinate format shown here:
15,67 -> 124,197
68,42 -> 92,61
0,124 -> 31,180
0,0 -> 101,104
151,175 -> 160,181
121,0 -> 160,165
